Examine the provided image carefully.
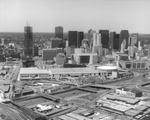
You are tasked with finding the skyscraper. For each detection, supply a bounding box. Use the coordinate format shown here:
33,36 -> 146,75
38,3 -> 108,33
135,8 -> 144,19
51,38 -> 63,48
93,33 -> 101,46
121,39 -> 126,53
109,32 -> 115,50
34,45 -> 39,56
109,32 -> 120,50
99,30 -> 109,48
55,26 -> 63,40
114,34 -> 120,50
129,33 -> 138,47
87,29 -> 96,46
119,30 -> 129,50
68,31 -> 78,47
24,26 -> 33,56
77,32 -> 84,48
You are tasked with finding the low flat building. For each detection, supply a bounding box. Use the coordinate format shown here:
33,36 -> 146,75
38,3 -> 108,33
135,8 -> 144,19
116,87 -> 142,97
17,67 -> 51,81
49,67 -> 99,79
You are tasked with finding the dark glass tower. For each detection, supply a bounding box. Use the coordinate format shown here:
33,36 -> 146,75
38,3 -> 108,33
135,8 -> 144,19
109,32 -> 115,50
109,32 -> 120,50
114,34 -> 120,50
119,30 -> 129,50
55,26 -> 63,40
77,32 -> 84,48
34,45 -> 39,56
68,31 -> 78,47
99,30 -> 109,48
24,26 -> 33,56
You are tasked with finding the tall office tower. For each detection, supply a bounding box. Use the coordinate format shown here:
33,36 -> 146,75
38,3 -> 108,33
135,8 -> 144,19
87,29 -> 96,47
68,31 -> 78,47
109,32 -> 120,50
93,33 -> 101,46
114,34 -> 120,50
51,38 -> 63,48
109,32 -> 115,50
24,26 -> 33,56
129,33 -> 138,46
119,30 -> 129,50
42,48 -> 63,60
138,40 -> 142,51
128,45 -> 135,56
99,30 -> 109,48
92,45 -> 103,63
77,32 -> 84,48
55,26 -> 63,40
120,39 -> 126,53
92,33 -> 102,62
34,45 -> 39,56
97,44 -> 103,56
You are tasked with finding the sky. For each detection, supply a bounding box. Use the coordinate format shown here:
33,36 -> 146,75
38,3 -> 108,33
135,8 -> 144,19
0,0 -> 150,33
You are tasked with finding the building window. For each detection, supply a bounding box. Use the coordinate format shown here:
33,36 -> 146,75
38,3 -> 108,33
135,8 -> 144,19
21,74 -> 29,77
39,74 -> 48,78
30,74 -> 38,78
133,63 -> 136,68
137,63 -> 140,68
141,63 -> 145,68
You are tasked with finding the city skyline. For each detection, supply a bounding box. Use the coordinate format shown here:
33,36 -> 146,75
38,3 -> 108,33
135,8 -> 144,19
0,0 -> 150,33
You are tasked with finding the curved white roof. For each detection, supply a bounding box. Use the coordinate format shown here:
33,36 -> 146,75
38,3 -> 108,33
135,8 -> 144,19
97,65 -> 118,70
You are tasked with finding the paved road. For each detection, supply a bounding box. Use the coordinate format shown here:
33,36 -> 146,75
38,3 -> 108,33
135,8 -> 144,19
87,90 -> 112,108
104,73 -> 150,89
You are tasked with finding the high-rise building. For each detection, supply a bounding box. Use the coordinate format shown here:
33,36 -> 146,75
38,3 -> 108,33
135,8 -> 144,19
87,29 -> 96,47
129,33 -> 138,47
128,45 -> 135,56
93,33 -> 101,46
68,31 -> 78,47
42,48 -> 63,60
77,32 -> 84,48
55,26 -> 63,40
138,40 -> 142,51
109,32 -> 120,51
34,45 -> 39,56
114,34 -> 120,50
119,30 -> 129,50
51,38 -> 63,48
99,30 -> 109,48
121,39 -> 126,53
24,26 -> 33,56
109,32 -> 114,50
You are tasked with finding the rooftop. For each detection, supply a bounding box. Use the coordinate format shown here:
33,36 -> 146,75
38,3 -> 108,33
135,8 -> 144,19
97,65 -> 118,70
50,67 -> 98,74
19,67 -> 51,74
117,87 -> 142,93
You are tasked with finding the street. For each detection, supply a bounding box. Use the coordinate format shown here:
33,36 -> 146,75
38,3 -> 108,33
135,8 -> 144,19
104,72 -> 150,89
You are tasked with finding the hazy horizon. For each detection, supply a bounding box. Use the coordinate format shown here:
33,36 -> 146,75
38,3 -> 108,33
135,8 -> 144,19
0,0 -> 150,34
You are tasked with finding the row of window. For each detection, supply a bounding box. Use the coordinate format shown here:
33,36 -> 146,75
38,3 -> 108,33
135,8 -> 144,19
126,62 -> 145,69
21,74 -> 50,78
